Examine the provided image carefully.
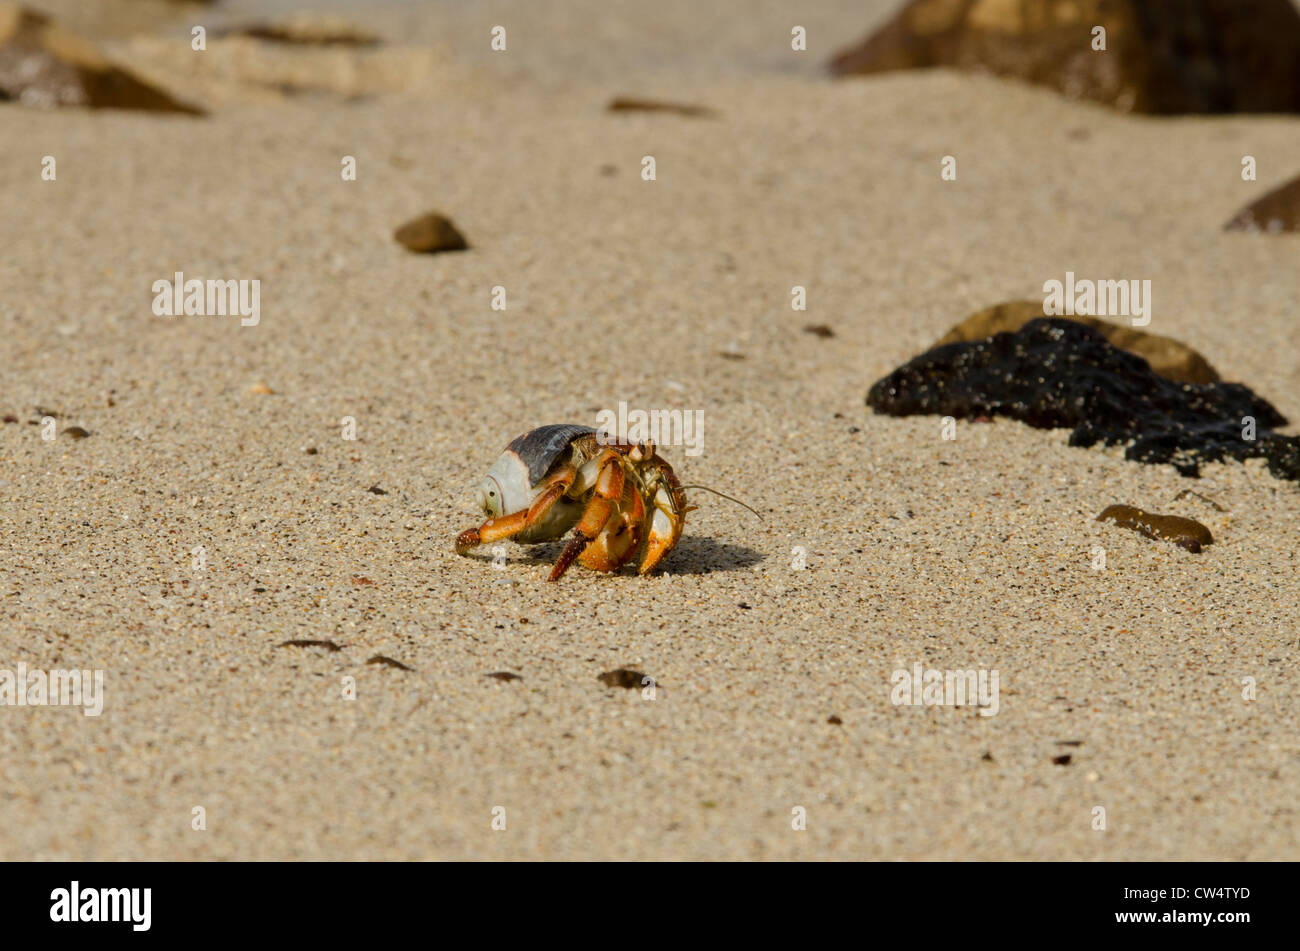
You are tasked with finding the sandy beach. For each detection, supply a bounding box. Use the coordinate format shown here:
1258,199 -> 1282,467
2,0 -> 1299,860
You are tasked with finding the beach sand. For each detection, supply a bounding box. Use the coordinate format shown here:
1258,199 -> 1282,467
1,0 -> 1298,860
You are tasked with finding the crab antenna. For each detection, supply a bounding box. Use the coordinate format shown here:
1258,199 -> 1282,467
677,485 -> 764,522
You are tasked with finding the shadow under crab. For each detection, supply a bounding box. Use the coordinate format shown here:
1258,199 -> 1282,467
462,535 -> 765,577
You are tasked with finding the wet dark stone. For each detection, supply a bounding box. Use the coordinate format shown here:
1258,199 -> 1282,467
867,318 -> 1300,483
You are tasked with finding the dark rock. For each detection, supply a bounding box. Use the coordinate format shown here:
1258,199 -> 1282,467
1097,504 -> 1213,552
393,213 -> 469,254
0,4 -> 204,114
1224,174 -> 1300,233
829,0 -> 1300,115
933,300 -> 1220,384
867,318 -> 1300,482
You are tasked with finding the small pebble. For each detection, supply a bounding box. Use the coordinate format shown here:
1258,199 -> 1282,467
393,212 -> 469,254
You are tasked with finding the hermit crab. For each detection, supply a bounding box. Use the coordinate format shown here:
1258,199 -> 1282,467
455,424 -> 692,581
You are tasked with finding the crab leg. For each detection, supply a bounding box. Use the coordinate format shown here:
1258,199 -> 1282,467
578,479 -> 646,573
454,465 -> 577,554
548,451 -> 625,581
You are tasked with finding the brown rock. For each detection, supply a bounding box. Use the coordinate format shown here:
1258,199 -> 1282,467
933,300 -> 1220,384
1096,504 -> 1213,553
1224,174 -> 1300,233
0,3 -> 204,114
829,0 -> 1300,115
607,97 -> 716,118
394,213 -> 469,254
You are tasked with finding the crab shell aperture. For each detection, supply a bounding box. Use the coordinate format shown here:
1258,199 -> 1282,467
476,424 -> 595,543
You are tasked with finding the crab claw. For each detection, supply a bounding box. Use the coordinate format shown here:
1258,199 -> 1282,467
637,487 -> 683,575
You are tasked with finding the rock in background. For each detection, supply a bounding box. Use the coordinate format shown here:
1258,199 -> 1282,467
829,0 -> 1300,115
0,2 -> 202,113
1224,174 -> 1300,233
933,300 -> 1221,384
